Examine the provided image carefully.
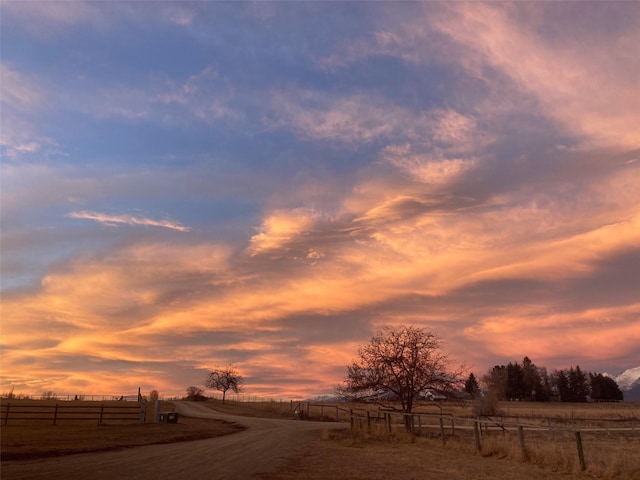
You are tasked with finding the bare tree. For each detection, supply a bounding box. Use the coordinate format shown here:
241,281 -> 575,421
338,325 -> 464,427
186,386 -> 206,401
206,366 -> 244,403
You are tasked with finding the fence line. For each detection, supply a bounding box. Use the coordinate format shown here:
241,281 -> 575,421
2,394 -> 141,402
1,402 -> 143,426
346,409 -> 640,472
291,401 -> 352,421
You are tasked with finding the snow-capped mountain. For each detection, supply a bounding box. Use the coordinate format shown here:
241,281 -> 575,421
613,366 -> 640,391
303,394 -> 345,403
608,366 -> 640,401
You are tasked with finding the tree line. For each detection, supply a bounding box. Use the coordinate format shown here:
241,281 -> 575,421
477,356 -> 623,402
184,326 -> 623,414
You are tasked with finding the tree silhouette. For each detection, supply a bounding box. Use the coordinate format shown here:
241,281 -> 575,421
206,366 -> 244,403
464,373 -> 480,398
590,373 -> 623,401
338,325 -> 464,428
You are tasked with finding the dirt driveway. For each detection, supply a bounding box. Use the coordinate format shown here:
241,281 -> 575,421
1,402 -> 345,480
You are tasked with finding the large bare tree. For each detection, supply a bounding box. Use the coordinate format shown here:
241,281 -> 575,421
206,366 -> 244,403
339,325 -> 464,422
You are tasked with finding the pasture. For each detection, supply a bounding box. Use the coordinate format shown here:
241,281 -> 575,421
1,398 -> 639,479
0,399 -> 242,460
294,399 -> 640,478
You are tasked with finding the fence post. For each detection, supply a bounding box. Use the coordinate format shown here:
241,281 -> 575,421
575,431 -> 586,471
350,409 -> 354,430
139,399 -> 147,424
53,404 -> 59,426
3,403 -> 9,426
518,426 -> 527,460
99,404 -> 105,425
367,410 -> 371,434
439,416 -> 446,445
474,420 -> 481,454
451,418 -> 455,436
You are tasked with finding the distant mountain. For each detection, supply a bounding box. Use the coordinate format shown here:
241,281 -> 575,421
613,366 -> 640,391
624,385 -> 640,401
303,394 -> 345,403
606,366 -> 640,401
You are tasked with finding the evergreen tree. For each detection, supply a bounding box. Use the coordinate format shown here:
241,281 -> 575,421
590,373 -> 623,401
552,366 -> 590,402
521,356 -> 545,401
536,366 -> 552,401
464,372 -> 480,398
555,369 -> 570,402
568,366 -> 589,402
506,362 -> 526,400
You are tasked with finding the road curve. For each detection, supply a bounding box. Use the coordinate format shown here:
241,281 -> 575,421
2,402 -> 346,480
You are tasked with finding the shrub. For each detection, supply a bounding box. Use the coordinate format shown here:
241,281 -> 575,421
149,390 -> 159,402
472,392 -> 502,417
185,386 -> 207,401
41,391 -> 57,400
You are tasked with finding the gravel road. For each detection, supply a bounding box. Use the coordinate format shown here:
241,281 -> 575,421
2,402 -> 345,480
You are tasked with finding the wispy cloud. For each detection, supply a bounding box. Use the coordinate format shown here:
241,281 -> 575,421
68,211 -> 191,232
2,2 -> 638,399
0,64 -> 43,111
429,2 -> 640,149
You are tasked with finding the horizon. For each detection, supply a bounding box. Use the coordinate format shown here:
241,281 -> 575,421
1,2 -> 639,400
4,364 -> 638,402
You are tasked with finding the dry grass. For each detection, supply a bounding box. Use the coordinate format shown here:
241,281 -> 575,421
341,402 -> 640,480
337,428 -> 639,479
0,400 -> 243,461
3,398 -> 639,479
200,398 -> 296,418
261,427 -> 591,480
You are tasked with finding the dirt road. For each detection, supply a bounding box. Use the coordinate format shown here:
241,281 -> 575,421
1,402 -> 345,480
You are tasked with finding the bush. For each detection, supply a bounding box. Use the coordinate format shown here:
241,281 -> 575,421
185,386 -> 207,401
149,390 -> 159,402
472,392 -> 502,417
41,391 -> 57,400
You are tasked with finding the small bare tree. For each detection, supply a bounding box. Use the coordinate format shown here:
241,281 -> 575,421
206,366 -> 244,403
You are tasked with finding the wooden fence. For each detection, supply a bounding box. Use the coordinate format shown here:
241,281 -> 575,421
291,401 -> 352,421
346,409 -> 640,471
1,402 -> 144,426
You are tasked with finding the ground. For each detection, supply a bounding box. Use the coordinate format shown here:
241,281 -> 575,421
1,400 -> 638,480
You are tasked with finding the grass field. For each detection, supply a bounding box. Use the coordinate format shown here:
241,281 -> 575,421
0,399 -> 243,460
291,399 -> 640,479
2,398 -> 639,479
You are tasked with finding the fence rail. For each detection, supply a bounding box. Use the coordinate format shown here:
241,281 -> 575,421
345,409 -> 640,472
291,401 -> 352,421
1,402 -> 143,426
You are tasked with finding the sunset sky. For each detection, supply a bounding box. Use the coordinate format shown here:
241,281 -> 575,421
2,1 -> 639,400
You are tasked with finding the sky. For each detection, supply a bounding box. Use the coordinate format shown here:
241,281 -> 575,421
1,1 -> 639,400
